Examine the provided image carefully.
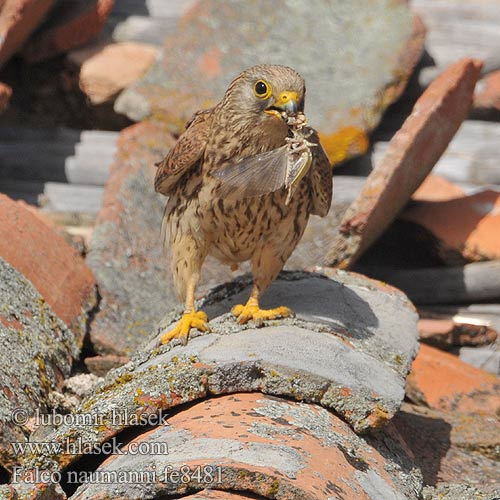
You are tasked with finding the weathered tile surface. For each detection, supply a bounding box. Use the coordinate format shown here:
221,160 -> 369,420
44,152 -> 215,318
0,257 -> 80,469
422,484 -> 499,500
182,491 -> 265,499
20,270 -> 419,482
0,194 -> 96,339
69,393 -> 421,499
0,196 -> 96,469
115,0 -> 425,163
149,271 -> 419,432
406,344 -> 500,415
394,403 -> 500,496
0,482 -> 66,500
326,58 -> 483,268
417,318 -> 497,349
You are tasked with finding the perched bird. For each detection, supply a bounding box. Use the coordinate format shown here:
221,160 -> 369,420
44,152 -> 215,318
155,64 -> 333,344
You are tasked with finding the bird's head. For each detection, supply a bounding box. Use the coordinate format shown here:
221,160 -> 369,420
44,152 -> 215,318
221,64 -> 305,125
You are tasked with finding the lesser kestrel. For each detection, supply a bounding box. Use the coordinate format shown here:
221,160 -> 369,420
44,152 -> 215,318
155,64 -> 333,344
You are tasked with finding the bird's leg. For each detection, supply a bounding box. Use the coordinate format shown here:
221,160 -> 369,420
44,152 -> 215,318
231,232 -> 301,327
159,271 -> 209,345
232,283 -> 293,327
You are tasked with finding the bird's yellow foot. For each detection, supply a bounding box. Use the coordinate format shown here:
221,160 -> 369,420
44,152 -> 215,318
231,301 -> 293,327
159,310 -> 209,345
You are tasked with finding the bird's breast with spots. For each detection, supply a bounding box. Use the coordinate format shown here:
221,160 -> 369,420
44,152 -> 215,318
205,183 -> 311,263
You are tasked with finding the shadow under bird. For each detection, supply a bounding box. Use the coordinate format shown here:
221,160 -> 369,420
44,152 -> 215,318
154,64 -> 333,344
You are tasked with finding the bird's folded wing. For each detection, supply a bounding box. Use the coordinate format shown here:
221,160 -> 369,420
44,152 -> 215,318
308,128 -> 333,217
154,108 -> 213,195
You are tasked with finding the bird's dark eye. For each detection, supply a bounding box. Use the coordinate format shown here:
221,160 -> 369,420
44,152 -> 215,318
254,80 -> 272,99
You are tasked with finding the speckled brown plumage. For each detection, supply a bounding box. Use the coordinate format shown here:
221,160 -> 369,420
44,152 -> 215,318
154,64 -> 333,344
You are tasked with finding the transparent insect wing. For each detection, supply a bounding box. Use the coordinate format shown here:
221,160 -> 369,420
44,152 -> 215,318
213,146 -> 289,199
285,149 -> 312,189
284,149 -> 313,205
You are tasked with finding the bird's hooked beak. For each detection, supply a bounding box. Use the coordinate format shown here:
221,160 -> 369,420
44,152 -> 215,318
264,90 -> 299,119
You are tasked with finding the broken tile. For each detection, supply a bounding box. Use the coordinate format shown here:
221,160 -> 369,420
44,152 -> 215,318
21,0 -> 114,63
0,195 -> 96,469
421,304 -> 500,340
417,318 -> 498,350
68,42 -> 158,105
115,0 -> 425,163
84,354 -> 131,377
406,344 -> 500,415
373,120 -> 500,186
411,175 -> 465,202
0,0 -> 55,68
66,394 -> 422,499
326,58 -> 483,268
0,82 -> 12,114
401,189 -> 500,262
0,195 -> 96,339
